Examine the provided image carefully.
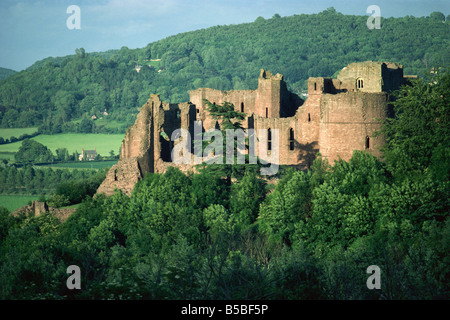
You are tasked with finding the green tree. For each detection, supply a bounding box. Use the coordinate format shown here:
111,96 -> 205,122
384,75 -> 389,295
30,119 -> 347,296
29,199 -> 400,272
203,204 -> 236,242
429,11 -> 445,22
199,99 -> 260,184
78,117 -> 94,133
75,48 -> 86,58
258,169 -> 313,245
229,170 -> 266,229
296,151 -> 387,249
1,109 -> 19,128
52,90 -> 76,124
379,70 -> 449,179
55,148 -> 69,161
14,139 -> 53,164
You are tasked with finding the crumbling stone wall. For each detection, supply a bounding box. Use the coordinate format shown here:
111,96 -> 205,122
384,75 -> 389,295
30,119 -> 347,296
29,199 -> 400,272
97,95 -> 157,196
337,61 -> 404,93
97,95 -> 197,196
11,201 -> 77,222
190,88 -> 257,130
97,61 -> 410,196
190,69 -> 302,129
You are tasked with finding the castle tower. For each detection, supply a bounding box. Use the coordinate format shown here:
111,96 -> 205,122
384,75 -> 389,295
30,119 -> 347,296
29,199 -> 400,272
337,61 -> 404,93
316,61 -> 404,163
255,69 -> 284,118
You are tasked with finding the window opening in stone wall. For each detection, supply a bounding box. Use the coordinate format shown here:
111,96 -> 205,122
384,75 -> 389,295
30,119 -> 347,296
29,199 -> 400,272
241,102 -> 244,113
160,134 -> 172,162
365,136 -> 370,149
289,128 -> 295,151
314,83 -> 317,91
357,79 -> 364,89
308,113 -> 311,122
266,108 -> 268,118
268,128 -> 272,151
114,169 -> 118,181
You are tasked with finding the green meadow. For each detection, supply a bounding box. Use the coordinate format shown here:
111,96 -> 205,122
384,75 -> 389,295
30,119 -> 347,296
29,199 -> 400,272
0,127 -> 38,139
0,195 -> 39,212
0,133 -> 124,157
0,152 -> 15,161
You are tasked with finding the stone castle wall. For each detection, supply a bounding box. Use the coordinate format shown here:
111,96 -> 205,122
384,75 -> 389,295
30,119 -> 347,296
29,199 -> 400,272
97,61 -> 409,196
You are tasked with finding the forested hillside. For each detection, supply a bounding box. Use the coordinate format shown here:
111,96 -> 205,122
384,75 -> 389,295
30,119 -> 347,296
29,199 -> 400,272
0,8 -> 449,134
0,68 -> 16,81
0,70 -> 448,300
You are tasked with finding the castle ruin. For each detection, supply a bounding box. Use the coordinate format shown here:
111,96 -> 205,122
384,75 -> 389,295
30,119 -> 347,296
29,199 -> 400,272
97,61 -> 412,196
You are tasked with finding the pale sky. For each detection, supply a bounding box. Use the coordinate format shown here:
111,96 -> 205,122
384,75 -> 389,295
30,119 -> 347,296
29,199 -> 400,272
0,0 -> 449,71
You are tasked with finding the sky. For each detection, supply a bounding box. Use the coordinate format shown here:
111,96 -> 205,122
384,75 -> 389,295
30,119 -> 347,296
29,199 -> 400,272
0,0 -> 449,71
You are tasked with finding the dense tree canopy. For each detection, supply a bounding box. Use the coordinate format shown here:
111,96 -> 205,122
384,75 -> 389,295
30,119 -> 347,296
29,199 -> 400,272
0,67 -> 16,80
380,70 -> 449,181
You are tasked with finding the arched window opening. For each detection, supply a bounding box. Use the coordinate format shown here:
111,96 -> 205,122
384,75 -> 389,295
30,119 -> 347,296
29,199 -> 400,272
241,102 -> 244,113
314,82 -> 317,91
357,79 -> 364,89
365,136 -> 370,149
266,108 -> 268,118
289,128 -> 295,151
308,113 -> 311,122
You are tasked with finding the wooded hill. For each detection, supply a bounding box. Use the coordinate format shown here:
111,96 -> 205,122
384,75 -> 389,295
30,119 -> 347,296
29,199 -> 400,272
0,8 -> 448,133
0,68 -> 16,81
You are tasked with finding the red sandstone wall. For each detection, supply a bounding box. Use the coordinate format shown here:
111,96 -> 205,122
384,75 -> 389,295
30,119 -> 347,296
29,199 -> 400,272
97,95 -> 159,195
318,92 -> 388,163
190,88 -> 257,130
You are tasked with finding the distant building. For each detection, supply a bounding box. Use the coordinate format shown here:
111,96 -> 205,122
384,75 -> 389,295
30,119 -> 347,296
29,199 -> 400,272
79,148 -> 97,161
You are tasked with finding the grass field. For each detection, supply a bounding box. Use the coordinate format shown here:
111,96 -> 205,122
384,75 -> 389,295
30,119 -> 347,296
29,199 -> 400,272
36,160 -> 117,169
0,133 -> 124,156
0,194 -> 39,212
0,152 -> 15,161
94,118 -> 126,130
0,127 -> 38,139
